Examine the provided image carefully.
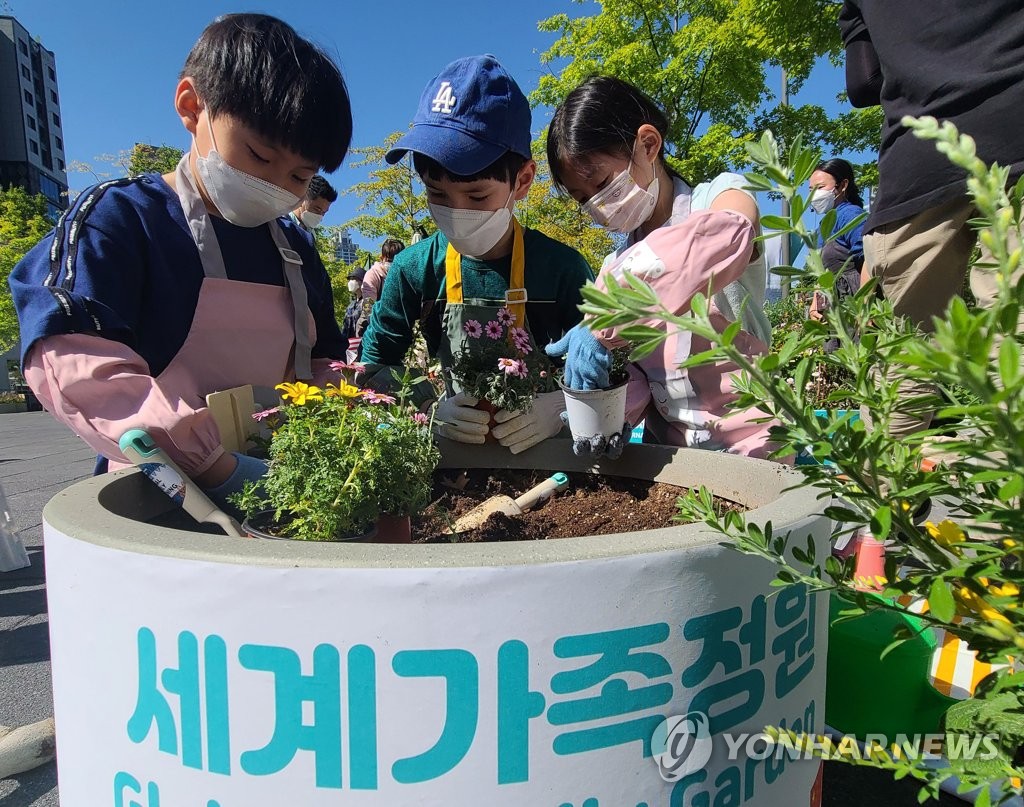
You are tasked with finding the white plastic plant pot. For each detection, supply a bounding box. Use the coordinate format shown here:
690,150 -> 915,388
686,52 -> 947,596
559,378 -> 629,446
43,439 -> 830,806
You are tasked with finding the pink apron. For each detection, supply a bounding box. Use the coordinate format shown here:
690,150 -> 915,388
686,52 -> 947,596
107,156 -> 316,470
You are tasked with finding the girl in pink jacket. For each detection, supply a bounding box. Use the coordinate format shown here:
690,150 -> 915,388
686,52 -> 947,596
544,76 -> 779,460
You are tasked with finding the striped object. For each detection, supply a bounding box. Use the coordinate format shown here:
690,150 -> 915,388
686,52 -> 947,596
895,595 -> 1005,700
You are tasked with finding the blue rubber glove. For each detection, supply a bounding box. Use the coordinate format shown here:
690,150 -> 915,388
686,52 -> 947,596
204,452 -> 268,518
545,324 -> 612,391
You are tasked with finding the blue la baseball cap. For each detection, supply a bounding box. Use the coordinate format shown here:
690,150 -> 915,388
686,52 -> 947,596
385,55 -> 532,175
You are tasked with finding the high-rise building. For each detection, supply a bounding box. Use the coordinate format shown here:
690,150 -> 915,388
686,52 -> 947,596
0,15 -> 69,216
334,228 -> 359,265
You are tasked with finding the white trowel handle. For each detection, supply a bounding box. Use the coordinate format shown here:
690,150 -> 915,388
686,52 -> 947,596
513,473 -> 570,512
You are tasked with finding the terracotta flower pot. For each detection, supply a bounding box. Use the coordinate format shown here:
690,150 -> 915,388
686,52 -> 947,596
374,514 -> 412,544
474,399 -> 499,443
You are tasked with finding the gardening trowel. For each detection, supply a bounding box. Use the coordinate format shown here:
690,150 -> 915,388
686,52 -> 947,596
119,428 -> 245,537
451,473 -> 570,534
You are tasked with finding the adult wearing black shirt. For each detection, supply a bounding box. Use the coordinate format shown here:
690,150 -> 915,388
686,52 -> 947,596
840,0 -> 1024,437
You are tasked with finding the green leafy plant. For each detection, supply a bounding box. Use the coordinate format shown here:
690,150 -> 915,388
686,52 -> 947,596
581,122 -> 1023,802
234,368 -> 440,542
448,308 -> 556,412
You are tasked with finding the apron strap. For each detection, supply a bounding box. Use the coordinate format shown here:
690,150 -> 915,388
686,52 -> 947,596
505,218 -> 526,329
174,155 -> 228,280
267,224 -> 314,381
443,218 -> 527,328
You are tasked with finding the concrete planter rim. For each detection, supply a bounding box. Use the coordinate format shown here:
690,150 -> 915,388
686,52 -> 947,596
44,438 -> 820,570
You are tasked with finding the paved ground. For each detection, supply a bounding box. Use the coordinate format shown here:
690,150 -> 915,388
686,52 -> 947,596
0,412 -> 962,805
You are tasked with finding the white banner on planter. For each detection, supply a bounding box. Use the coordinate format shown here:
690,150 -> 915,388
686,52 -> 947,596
45,522 -> 828,807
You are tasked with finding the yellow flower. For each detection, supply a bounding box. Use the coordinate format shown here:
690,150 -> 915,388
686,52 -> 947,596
925,519 -> 966,549
988,581 -> 1020,598
324,382 -> 361,398
955,585 -> 1010,625
899,501 -> 912,513
1003,539 -> 1019,549
275,382 -> 323,405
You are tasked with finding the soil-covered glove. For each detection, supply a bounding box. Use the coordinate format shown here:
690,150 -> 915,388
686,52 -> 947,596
545,324 -> 612,391
492,390 -> 566,454
204,452 -> 268,518
433,392 -> 490,444
560,413 -> 632,460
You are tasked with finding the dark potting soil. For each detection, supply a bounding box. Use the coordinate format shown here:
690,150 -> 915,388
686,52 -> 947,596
412,468 -> 743,543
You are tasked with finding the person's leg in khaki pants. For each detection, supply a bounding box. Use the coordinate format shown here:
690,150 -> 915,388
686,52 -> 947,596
861,196 -> 977,439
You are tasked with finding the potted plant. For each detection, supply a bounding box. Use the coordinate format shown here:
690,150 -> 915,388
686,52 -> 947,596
234,365 -> 440,543
558,346 -> 632,454
447,307 -> 556,434
585,125 -> 1024,804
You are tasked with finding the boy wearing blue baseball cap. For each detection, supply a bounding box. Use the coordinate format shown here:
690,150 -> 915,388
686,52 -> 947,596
361,54 -> 594,454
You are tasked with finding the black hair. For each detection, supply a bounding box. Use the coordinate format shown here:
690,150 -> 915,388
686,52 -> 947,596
547,75 -> 672,192
815,158 -> 864,207
182,14 -> 352,172
381,238 -> 405,262
412,151 -> 527,186
305,175 -> 338,203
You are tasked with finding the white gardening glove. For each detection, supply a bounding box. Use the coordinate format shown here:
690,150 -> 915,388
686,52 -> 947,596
491,390 -> 566,455
432,392 -> 491,444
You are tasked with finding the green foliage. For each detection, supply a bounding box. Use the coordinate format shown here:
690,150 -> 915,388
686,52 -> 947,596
127,143 -> 184,177
533,0 -> 883,183
0,186 -> 52,351
448,312 -> 556,412
234,374 -> 440,542
342,131 -> 436,243
764,289 -> 854,409
582,123 -> 1024,801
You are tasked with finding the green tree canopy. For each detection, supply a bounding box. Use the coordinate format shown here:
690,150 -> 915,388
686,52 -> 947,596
128,143 -> 184,177
342,131 -> 436,244
0,187 -> 53,352
533,0 -> 882,184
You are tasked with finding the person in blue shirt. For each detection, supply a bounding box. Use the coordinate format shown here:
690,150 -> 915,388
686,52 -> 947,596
808,158 -> 867,352
8,14 -> 352,512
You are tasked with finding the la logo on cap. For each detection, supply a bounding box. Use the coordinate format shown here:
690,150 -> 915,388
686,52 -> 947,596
431,81 -> 457,114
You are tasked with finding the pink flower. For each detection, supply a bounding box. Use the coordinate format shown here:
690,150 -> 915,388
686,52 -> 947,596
463,320 -> 483,339
539,370 -> 548,378
360,390 -> 397,405
412,412 -> 429,425
496,307 -> 515,326
328,360 -> 365,375
511,327 -> 532,353
498,357 -> 528,378
485,320 -> 504,340
252,406 -> 281,421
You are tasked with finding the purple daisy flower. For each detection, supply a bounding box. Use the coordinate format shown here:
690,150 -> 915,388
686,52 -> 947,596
463,320 -> 483,339
485,320 -> 504,340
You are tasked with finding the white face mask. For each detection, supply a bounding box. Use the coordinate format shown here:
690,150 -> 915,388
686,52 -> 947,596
583,145 -> 660,234
300,210 -> 323,229
429,190 -> 514,258
810,186 -> 837,214
194,114 -> 301,228
347,279 -> 361,294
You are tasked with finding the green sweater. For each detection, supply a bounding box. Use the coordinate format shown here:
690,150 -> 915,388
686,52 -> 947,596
361,228 -> 594,366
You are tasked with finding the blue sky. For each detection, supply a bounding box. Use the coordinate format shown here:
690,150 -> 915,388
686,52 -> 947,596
8,0 -> 859,257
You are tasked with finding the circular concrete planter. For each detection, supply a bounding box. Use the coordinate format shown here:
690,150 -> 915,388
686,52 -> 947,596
44,439 -> 830,806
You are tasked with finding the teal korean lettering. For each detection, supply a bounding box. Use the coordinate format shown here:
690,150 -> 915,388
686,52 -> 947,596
113,771 -> 159,807
547,623 -> 673,758
125,628 -> 230,774
682,597 -> 767,733
771,584 -> 816,698
497,640 -> 546,784
347,644 -> 379,790
238,643 -> 342,789
391,648 -> 479,784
